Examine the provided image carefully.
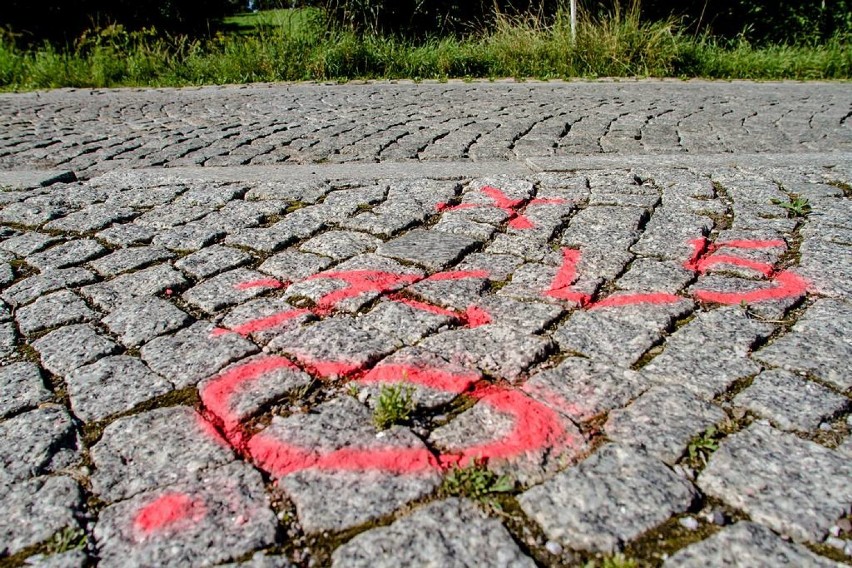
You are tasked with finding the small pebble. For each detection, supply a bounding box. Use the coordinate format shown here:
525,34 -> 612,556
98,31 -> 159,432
837,518 -> 851,533
679,517 -> 699,531
826,536 -> 845,550
544,540 -> 563,555
830,525 -> 842,537
819,422 -> 832,432
846,415 -> 852,428
705,510 -> 726,526
844,541 -> 852,557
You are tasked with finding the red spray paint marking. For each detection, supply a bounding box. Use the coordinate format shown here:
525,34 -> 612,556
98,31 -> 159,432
425,270 -> 489,281
201,356 -> 298,436
211,308 -> 311,338
435,186 -> 567,231
685,237 -> 809,305
590,292 -> 682,309
134,493 -> 206,535
234,279 -> 285,291
305,270 -> 421,314
545,248 -> 592,305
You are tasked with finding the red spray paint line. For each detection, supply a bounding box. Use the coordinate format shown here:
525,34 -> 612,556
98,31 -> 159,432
590,292 -> 682,309
694,270 -> 809,305
392,296 -> 492,328
234,279 -> 285,291
425,270 -> 489,281
305,270 -> 421,314
544,248 -> 592,305
690,254 -> 775,277
211,308 -> 311,338
134,493 -> 207,535
201,356 -> 298,434
435,186 -> 548,230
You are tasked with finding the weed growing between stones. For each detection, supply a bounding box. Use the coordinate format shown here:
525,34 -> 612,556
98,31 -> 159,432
582,554 -> 638,568
46,527 -> 86,554
685,425 -> 722,466
771,196 -> 812,218
371,383 -> 415,430
440,459 -> 515,500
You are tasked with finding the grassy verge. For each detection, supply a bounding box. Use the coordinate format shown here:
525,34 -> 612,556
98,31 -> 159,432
0,7 -> 849,91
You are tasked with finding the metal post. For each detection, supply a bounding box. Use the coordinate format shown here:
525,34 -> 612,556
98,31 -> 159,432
570,0 -> 577,44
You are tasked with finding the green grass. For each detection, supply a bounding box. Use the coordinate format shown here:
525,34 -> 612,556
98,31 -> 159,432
441,459 -> 515,500
0,7 -> 849,91
372,383 -> 415,430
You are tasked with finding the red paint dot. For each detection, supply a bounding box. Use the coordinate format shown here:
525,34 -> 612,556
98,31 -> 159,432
134,493 -> 206,535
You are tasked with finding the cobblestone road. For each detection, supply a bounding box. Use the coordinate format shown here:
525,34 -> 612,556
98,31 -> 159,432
0,81 -> 851,567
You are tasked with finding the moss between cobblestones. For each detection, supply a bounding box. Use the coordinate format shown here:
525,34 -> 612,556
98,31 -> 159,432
825,179 -> 852,198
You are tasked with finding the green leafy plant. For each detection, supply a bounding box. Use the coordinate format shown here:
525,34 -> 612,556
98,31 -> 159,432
687,425 -> 720,465
771,196 -> 811,217
372,383 -> 415,430
441,459 -> 515,500
48,527 -> 86,554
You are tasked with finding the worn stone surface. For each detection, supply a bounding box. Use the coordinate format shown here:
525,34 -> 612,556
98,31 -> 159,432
1,82 -> 851,565
141,322 -> 258,388
604,385 -> 727,464
753,299 -> 852,391
518,444 -> 696,553
0,362 -> 51,418
699,422 -> 852,543
32,324 -> 119,376
331,498 -> 536,568
0,476 -> 82,557
101,296 -> 192,347
90,406 -> 235,502
0,405 -> 81,484
733,369 -> 849,432
95,462 -> 277,568
65,355 -> 173,423
664,522 -> 845,568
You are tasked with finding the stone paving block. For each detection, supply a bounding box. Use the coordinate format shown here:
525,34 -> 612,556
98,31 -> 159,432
474,296 -> 564,333
497,263 -> 564,302
32,324 -> 119,377
65,355 -> 173,423
699,422 -> 852,543
690,274 -> 802,321
199,354 -> 312,430
90,406 -> 236,502
2,267 -> 97,307
80,264 -> 188,310
0,198 -> 73,226
523,358 -> 650,423
0,263 -> 13,288
486,235 -> 561,264
25,239 -> 107,271
753,298 -> 852,391
561,206 -> 646,249
218,298 -> 314,345
141,322 -> 258,389
663,522 -> 845,568
15,290 -> 96,335
518,444 -> 696,553
604,385 -> 727,464
0,232 -> 61,257
244,180 -> 331,203
407,274 -> 490,311
95,462 -> 277,568
616,259 -> 696,293
253,397 -> 441,533
0,476 -> 82,557
331,498 -> 535,568
151,222 -> 225,252
0,405 -> 81,484
376,229 -> 478,271
0,362 -> 51,418
96,223 -> 157,247
430,393 -> 585,485
268,317 -> 400,378
257,249 -> 331,283
183,268 -> 280,314
104,185 -> 186,208
174,245 -> 252,280
796,237 -> 852,298
419,324 -> 552,380
432,213 -> 497,241
355,346 -> 480,410
300,230 -> 382,261
358,299 -> 454,345
0,321 -> 16,359
223,226 -> 295,253
43,204 -> 136,233
733,369 -> 849,432
135,204 -> 217,230
643,307 -> 775,399
554,300 -> 693,368
456,253 -> 525,282
320,185 -> 387,218
102,296 -> 192,347
89,247 -> 174,277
